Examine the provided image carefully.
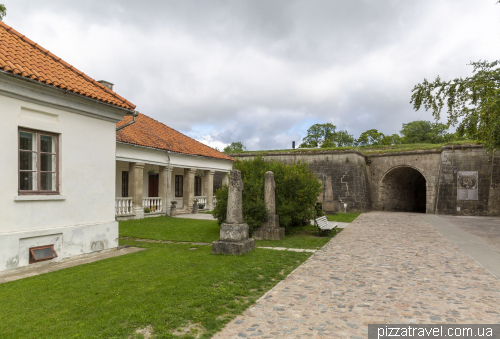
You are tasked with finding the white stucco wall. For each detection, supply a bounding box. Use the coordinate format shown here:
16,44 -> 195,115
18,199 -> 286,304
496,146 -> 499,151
0,75 -> 129,272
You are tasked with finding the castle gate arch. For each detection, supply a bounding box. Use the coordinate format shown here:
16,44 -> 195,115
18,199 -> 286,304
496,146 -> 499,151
379,165 -> 427,213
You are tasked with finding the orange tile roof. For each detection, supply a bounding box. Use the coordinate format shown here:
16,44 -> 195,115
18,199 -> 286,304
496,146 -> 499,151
117,113 -> 234,161
0,21 -> 135,110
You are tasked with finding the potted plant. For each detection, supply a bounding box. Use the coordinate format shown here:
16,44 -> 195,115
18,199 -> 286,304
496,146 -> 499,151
198,203 -> 205,209
144,207 -> 152,213
147,169 -> 157,176
192,199 -> 199,214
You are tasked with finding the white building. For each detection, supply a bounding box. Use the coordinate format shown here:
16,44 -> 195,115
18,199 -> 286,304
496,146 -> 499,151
115,113 -> 234,220
0,22 -> 136,272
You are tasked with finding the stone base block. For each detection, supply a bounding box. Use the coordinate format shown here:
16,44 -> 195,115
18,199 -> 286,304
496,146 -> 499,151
220,223 -> 249,242
252,227 -> 285,240
262,214 -> 280,228
212,239 -> 255,255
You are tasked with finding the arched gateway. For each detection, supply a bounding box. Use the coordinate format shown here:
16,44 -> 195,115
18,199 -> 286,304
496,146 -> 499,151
380,166 -> 427,213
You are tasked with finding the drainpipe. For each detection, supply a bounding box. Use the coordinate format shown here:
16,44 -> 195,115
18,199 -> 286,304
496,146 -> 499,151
165,151 -> 171,217
116,110 -> 139,132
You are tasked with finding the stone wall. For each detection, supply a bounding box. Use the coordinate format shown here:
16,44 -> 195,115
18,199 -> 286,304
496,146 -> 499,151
367,150 -> 442,214
436,146 -> 500,216
231,151 -> 371,213
231,145 -> 500,216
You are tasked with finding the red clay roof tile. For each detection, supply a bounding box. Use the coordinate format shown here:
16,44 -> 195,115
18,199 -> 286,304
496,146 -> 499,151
116,113 -> 234,162
0,21 -> 135,110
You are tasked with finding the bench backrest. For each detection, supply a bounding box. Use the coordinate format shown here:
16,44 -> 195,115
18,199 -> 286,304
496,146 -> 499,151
315,216 -> 329,228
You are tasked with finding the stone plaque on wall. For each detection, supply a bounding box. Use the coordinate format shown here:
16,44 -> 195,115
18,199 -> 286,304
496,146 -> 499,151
457,171 -> 478,200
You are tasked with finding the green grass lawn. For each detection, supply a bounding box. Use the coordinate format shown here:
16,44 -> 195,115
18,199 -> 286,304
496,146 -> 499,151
255,224 -> 335,249
0,217 -> 339,338
120,217 -> 221,243
326,212 -> 361,223
121,216 -> 337,249
0,241 -> 310,339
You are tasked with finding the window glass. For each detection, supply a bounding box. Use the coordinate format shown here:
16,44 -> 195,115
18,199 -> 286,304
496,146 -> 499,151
32,247 -> 55,260
20,132 -> 36,151
20,152 -> 36,170
40,154 -> 56,172
175,175 -> 183,197
20,172 -> 36,190
40,135 -> 55,153
19,129 -> 58,193
40,172 -> 56,191
122,171 -> 129,197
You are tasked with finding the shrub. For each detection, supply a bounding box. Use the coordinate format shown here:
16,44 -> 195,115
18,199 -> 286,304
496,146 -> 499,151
212,156 -> 322,235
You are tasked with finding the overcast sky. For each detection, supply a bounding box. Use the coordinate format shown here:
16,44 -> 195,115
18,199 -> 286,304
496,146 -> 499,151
4,1 -> 500,150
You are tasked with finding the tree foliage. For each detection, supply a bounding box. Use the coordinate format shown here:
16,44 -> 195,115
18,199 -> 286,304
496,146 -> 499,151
411,60 -> 500,149
0,4 -> 6,21
212,157 -> 322,235
399,120 -> 448,144
223,141 -> 247,154
356,129 -> 385,146
333,130 -> 355,147
299,123 -> 336,148
299,123 -> 355,148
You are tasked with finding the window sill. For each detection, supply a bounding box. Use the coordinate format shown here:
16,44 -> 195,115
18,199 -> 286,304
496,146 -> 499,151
14,195 -> 67,201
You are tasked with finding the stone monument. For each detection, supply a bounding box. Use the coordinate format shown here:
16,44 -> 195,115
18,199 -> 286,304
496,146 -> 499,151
252,171 -> 285,240
212,169 -> 255,255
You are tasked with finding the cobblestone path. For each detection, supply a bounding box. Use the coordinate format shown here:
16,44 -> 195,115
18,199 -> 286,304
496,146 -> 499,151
212,212 -> 500,338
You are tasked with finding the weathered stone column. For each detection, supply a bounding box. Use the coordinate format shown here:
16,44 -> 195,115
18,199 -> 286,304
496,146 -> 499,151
159,166 -> 173,214
183,168 -> 196,213
212,170 -> 255,255
252,171 -> 285,240
222,172 -> 229,187
204,170 -> 215,210
129,162 -> 145,219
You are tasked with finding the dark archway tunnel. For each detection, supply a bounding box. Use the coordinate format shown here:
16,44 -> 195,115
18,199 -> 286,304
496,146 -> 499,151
380,167 -> 426,213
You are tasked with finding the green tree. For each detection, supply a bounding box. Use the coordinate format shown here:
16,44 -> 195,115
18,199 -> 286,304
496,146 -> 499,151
356,129 -> 385,146
334,130 -> 355,147
299,123 -> 336,148
399,120 -> 448,144
0,4 -> 6,21
223,141 -> 247,154
212,157 -> 322,234
411,60 -> 500,149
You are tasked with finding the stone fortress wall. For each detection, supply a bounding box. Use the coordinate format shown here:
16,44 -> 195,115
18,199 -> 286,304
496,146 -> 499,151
229,145 -> 500,216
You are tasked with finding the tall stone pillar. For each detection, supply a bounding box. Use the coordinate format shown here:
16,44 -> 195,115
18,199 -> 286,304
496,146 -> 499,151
212,170 -> 255,255
204,170 -> 215,210
252,171 -> 285,240
222,172 -> 229,187
183,168 -> 196,213
129,162 -> 145,219
159,166 -> 172,213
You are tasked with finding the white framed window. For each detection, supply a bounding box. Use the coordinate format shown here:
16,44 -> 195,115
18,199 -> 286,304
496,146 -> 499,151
19,128 -> 59,195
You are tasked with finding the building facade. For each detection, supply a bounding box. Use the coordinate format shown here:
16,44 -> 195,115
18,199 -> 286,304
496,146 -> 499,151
0,22 -> 135,272
115,113 -> 234,219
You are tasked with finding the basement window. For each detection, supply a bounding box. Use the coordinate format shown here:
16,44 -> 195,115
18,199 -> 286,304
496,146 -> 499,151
29,245 -> 58,264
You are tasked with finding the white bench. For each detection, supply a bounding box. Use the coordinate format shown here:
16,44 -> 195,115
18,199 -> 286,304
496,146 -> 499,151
314,216 -> 338,238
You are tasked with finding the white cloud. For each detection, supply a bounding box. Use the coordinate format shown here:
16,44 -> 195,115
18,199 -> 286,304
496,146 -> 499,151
5,0 -> 500,150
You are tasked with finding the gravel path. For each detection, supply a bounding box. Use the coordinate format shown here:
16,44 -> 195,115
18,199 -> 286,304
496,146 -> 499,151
212,212 -> 500,338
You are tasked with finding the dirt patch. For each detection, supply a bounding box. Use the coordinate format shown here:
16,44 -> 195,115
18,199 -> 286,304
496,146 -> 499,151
132,325 -> 154,339
172,321 -> 206,338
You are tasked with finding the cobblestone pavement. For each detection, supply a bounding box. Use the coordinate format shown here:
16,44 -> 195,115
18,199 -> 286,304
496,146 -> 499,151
212,212 -> 500,338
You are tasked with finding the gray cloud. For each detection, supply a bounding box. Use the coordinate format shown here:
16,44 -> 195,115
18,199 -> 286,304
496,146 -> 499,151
5,0 -> 500,150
